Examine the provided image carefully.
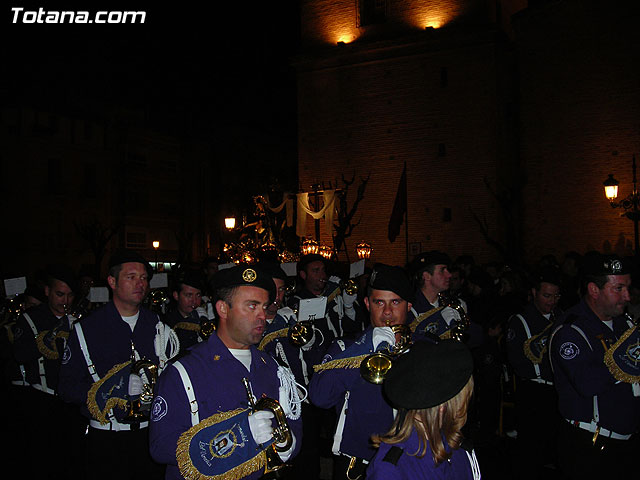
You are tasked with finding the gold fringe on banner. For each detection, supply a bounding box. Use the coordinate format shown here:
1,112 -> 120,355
523,327 -> 552,365
177,408 -> 268,480
408,307 -> 443,333
313,354 -> 369,373
36,330 -> 69,359
604,326 -> 640,384
258,328 -> 288,351
86,361 -> 130,425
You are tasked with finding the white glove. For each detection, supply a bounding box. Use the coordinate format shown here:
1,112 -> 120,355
372,326 -> 396,351
276,434 -> 296,462
300,330 -> 316,351
128,374 -> 143,396
342,291 -> 357,309
277,306 -> 297,324
195,306 -> 207,318
329,275 -> 341,285
248,410 -> 274,445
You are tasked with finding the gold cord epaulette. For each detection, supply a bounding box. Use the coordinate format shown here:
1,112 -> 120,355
313,354 -> 369,373
177,408 -> 267,480
604,325 -> 640,384
86,361 -> 130,425
174,322 -> 200,332
36,330 -> 69,359
258,328 -> 289,351
408,307 -> 443,333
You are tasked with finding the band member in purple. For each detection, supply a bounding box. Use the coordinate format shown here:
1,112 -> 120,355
505,265 -> 563,478
367,339 -> 481,480
550,252 -> 640,480
149,265 -> 303,480
59,251 -> 179,480
309,263 -> 414,480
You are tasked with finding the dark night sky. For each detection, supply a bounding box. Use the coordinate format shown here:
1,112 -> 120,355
2,2 -> 302,141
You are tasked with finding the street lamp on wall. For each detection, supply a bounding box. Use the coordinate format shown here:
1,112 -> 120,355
153,241 -> 160,272
225,217 -> 236,230
356,241 -> 372,260
603,155 -> 640,256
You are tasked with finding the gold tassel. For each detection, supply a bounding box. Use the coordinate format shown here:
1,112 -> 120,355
177,408 -> 269,480
36,330 -> 69,359
86,362 -> 130,425
258,328 -> 289,351
313,354 -> 369,373
174,322 -> 200,332
604,326 -> 640,384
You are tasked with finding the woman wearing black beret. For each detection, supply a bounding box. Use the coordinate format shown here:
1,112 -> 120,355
366,339 -> 481,479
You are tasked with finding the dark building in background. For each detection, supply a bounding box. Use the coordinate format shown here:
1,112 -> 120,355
295,0 -> 640,267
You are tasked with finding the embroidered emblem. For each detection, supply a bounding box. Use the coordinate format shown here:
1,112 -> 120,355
210,428 -> 238,458
151,396 -> 168,422
62,344 -> 72,364
560,342 -> 580,360
242,268 -> 257,282
214,355 -> 220,361
626,341 -> 640,364
425,322 -> 438,334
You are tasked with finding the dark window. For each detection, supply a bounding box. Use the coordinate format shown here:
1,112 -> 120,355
358,0 -> 387,27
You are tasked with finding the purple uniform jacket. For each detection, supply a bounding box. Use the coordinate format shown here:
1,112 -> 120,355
506,302 -> 557,382
13,303 -> 69,391
58,301 -> 163,422
149,332 -> 303,480
366,430 -> 478,480
309,327 -> 396,461
550,299 -> 640,434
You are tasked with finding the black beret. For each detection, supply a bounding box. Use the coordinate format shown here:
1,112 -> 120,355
46,264 -> 77,291
410,250 -> 451,276
176,270 -> 204,291
534,264 -> 563,287
108,250 -> 153,279
384,339 -> 473,409
213,265 -> 276,300
369,263 -> 413,303
581,252 -> 630,277
258,262 -> 288,281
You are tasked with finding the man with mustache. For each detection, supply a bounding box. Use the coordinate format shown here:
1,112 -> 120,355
550,252 -> 640,480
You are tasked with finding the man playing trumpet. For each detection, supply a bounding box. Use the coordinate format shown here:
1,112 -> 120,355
309,263 -> 415,480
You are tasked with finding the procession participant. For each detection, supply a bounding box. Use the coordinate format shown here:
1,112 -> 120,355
11,264 -> 81,478
506,265 -> 563,478
258,261 -> 323,480
408,250 -> 472,343
164,270 -> 214,354
550,252 -> 640,480
290,254 -> 362,349
366,339 -> 480,480
58,251 -> 179,480
309,263 -> 414,480
149,264 -> 303,480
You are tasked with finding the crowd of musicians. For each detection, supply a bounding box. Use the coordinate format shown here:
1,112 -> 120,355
1,247 -> 638,480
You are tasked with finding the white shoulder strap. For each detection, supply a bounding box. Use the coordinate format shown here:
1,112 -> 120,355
74,323 -> 100,382
173,361 -> 199,426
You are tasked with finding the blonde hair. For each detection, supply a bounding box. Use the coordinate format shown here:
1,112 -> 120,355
371,376 -> 474,465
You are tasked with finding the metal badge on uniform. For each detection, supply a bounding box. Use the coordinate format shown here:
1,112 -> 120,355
242,268 -> 257,283
298,297 -> 327,321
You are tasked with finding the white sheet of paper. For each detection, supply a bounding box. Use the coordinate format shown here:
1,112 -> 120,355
89,286 -> 110,303
298,297 -> 327,321
218,263 -> 236,271
4,277 -> 27,297
150,272 -> 168,289
280,262 -> 297,277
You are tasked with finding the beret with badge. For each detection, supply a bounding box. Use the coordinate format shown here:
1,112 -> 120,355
212,264 -> 276,301
383,339 -> 474,409
581,252 -> 630,277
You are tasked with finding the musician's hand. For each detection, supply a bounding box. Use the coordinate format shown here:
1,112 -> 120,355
276,434 -> 296,462
372,326 -> 395,350
329,275 -> 341,285
128,374 -> 143,396
342,291 -> 357,309
277,307 -> 297,325
195,306 -> 207,319
248,410 -> 274,445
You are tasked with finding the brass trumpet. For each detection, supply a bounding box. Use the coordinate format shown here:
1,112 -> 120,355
438,293 -> 470,342
360,324 -> 412,384
340,278 -> 358,296
242,378 -> 293,477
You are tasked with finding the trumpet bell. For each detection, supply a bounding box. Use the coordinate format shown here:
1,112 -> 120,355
288,321 -> 314,347
360,353 -> 393,384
